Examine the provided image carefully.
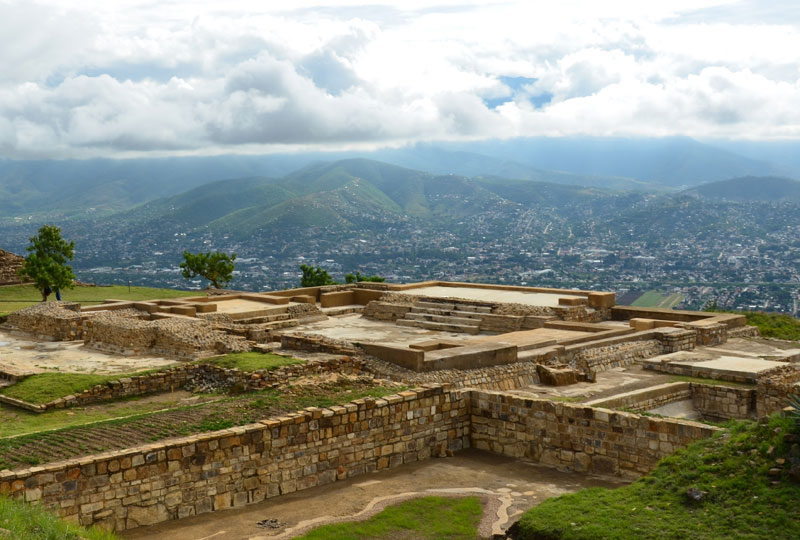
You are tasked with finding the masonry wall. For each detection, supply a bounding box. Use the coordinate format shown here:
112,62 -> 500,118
691,384 -> 756,420
757,365 -> 800,418
469,390 -> 721,479
570,339 -> 663,373
5,302 -> 86,340
585,382 -> 691,412
0,357 -> 366,412
0,385 -> 470,532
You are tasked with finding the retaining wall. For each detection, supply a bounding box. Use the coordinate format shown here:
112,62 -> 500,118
0,357 -> 365,412
584,382 -> 691,412
691,384 -> 756,420
469,390 -> 721,479
0,385 -> 470,532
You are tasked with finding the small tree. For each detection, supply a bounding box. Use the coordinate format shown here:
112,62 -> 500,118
180,250 -> 236,288
345,271 -> 385,283
18,225 -> 75,299
300,264 -> 338,287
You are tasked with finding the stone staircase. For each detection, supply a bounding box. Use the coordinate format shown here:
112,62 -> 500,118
235,312 -> 294,326
395,300 -> 491,334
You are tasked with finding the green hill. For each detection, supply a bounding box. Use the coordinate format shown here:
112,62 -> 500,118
513,415 -> 800,540
108,158 -> 622,237
686,176 -> 800,201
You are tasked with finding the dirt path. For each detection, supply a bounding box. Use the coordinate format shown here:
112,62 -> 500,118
123,450 -> 628,540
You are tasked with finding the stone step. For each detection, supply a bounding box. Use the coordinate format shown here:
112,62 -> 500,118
234,313 -> 293,324
409,306 -> 484,319
396,319 -> 481,334
404,312 -> 481,326
415,301 -> 455,310
452,304 -> 492,313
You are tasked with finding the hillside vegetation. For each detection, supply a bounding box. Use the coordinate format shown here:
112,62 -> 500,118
685,176 -> 800,201
513,415 -> 800,540
0,494 -> 120,539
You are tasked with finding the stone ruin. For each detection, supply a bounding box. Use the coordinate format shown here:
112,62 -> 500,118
1,280 -> 800,535
0,248 -> 28,286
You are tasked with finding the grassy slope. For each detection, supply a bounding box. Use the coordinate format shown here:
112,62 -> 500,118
0,396 -> 193,438
199,352 -> 305,372
0,373 -> 134,404
0,494 -> 120,540
0,284 -> 198,316
514,416 -> 800,540
0,352 -> 305,404
296,496 -> 483,540
740,311 -> 800,341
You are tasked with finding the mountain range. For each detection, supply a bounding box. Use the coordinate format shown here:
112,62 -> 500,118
103,159 -> 800,242
2,136 -> 798,220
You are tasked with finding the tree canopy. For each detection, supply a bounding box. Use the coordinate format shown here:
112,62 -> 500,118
18,225 -> 75,293
180,251 -> 236,288
345,271 -> 385,283
300,264 -> 338,287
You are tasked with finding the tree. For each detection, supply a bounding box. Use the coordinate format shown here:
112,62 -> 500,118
345,271 -> 386,283
180,251 -> 236,288
300,264 -> 338,287
18,225 -> 75,299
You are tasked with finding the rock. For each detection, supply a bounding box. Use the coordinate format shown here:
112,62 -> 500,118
767,467 -> 782,477
686,487 -> 706,502
536,364 -> 579,386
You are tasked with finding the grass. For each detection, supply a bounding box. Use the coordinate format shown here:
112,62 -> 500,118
631,290 -> 685,309
739,311 -> 800,341
0,395 -> 193,438
296,496 -> 483,540
0,382 -> 405,469
0,368 -> 174,404
0,283 -> 198,316
198,351 -> 305,372
0,494 -> 121,539
514,415 -> 800,540
705,307 -> 800,341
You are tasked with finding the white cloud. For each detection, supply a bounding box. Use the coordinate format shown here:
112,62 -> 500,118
1,0 -> 799,158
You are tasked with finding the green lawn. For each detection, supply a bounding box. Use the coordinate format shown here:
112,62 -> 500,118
0,395 -> 194,438
0,369 -> 176,405
0,284 -> 198,316
631,290 -> 685,309
0,494 -> 120,540
514,415 -> 800,540
296,496 -> 483,540
198,351 -> 305,372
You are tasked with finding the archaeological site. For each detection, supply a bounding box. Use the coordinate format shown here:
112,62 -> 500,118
1,280 -> 798,538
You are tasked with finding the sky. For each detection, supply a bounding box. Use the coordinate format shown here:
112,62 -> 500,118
1,0 -> 800,159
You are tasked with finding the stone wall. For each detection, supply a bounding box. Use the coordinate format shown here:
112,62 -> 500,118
4,302 -> 85,340
0,249 -> 27,285
469,390 -> 722,479
680,322 -> 727,346
280,333 -> 358,355
0,385 -> 470,532
757,365 -> 800,417
0,357 -> 365,412
362,355 -> 543,391
571,339 -> 663,373
83,311 -> 250,359
657,328 -> 697,353
691,384 -> 756,420
727,325 -> 761,339
584,382 -> 691,412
